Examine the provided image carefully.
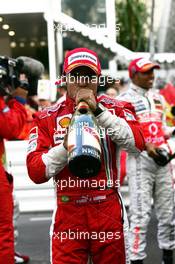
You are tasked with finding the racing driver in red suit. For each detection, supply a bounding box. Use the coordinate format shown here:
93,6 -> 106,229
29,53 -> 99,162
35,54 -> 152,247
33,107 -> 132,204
0,87 -> 27,264
26,48 -> 145,264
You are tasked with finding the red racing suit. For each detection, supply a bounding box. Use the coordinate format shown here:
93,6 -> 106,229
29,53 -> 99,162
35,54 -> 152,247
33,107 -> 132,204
0,97 -> 27,264
27,94 -> 144,264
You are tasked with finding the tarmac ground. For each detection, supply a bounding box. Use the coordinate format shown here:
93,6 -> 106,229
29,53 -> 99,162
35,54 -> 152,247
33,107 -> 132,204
16,211 -> 174,264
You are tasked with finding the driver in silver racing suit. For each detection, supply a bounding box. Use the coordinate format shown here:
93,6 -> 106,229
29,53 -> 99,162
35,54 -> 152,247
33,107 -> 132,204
118,57 -> 175,264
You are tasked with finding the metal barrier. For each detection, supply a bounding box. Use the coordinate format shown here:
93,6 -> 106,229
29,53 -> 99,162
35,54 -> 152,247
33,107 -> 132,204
5,140 -> 55,212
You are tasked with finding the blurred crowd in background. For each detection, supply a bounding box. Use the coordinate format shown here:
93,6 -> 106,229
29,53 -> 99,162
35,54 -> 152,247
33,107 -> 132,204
0,0 -> 175,263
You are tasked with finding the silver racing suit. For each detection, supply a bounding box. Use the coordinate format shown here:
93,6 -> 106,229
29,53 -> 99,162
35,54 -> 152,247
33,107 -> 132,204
118,84 -> 175,261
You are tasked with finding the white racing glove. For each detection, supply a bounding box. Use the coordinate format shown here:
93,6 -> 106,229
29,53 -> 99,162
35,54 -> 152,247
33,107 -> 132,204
42,143 -> 67,179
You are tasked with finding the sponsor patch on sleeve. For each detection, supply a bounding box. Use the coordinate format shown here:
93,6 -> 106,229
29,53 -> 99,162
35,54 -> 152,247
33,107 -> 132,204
108,108 -> 115,115
123,110 -> 136,121
29,126 -> 38,141
2,106 -> 10,113
27,139 -> 37,154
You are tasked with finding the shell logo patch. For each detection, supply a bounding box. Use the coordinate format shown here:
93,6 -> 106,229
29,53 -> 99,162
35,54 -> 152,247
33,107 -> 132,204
59,117 -> 71,128
54,114 -> 72,144
56,114 -> 72,131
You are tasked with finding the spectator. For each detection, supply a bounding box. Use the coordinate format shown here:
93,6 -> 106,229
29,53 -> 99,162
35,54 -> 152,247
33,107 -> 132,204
37,79 -> 51,110
0,86 -> 27,264
106,87 -> 118,98
55,81 -> 67,100
118,77 -> 129,94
